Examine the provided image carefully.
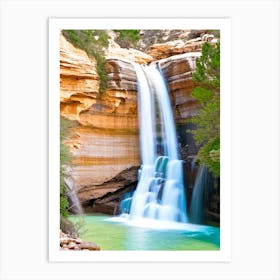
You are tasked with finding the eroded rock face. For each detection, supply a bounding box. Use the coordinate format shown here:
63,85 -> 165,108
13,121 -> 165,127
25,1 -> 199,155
146,35 -> 216,60
60,34 -> 99,120
60,34 -> 141,213
64,126 -> 140,202
60,33 -> 141,126
105,38 -> 153,64
82,166 -> 139,215
159,52 -> 201,122
78,59 -> 139,130
106,59 -> 137,91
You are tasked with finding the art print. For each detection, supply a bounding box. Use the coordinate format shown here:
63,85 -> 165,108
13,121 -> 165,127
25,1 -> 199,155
49,18 -> 231,262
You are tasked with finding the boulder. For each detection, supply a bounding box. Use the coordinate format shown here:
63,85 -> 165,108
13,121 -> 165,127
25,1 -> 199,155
77,242 -> 100,251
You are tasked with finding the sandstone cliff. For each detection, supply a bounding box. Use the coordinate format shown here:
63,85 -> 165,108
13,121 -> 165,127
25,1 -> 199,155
146,33 -> 216,60
60,31 -> 216,214
60,34 -> 99,120
60,33 -> 142,214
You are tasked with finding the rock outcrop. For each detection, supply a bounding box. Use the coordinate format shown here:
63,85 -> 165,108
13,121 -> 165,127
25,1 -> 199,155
82,166 -> 139,215
159,52 -> 201,122
60,34 -> 99,120
78,59 -> 138,130
105,38 -> 153,64
146,34 -> 217,60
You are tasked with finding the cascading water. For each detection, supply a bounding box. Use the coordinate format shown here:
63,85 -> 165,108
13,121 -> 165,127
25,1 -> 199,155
128,62 -> 187,223
64,176 -> 83,215
190,165 -> 214,224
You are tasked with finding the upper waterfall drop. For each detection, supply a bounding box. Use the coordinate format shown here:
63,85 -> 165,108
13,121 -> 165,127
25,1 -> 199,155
132,63 -> 156,166
127,62 -> 188,223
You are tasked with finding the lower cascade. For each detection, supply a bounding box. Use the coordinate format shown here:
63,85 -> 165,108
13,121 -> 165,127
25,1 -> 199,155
122,62 -> 188,223
190,165 -> 214,224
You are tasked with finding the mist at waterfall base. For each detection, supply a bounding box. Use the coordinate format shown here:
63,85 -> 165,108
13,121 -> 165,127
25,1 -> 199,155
69,214 -> 220,250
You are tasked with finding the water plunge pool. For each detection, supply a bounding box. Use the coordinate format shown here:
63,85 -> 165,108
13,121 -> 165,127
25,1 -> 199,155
69,214 -> 220,251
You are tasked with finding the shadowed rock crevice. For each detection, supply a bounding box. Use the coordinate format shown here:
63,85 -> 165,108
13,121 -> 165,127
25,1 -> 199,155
80,166 -> 139,215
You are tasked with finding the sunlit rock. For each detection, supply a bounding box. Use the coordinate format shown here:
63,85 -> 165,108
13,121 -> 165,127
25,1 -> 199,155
105,38 -> 153,64
60,33 -> 99,120
159,53 -> 202,122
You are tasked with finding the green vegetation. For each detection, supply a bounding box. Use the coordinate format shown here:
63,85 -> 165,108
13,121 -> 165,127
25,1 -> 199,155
60,117 -> 78,217
188,42 -> 220,177
62,30 -> 109,94
72,216 -> 88,237
114,30 -> 140,48
60,215 -> 77,236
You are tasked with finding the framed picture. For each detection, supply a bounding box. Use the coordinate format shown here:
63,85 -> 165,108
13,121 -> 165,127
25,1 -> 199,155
1,1 -> 279,279
49,17 -> 231,262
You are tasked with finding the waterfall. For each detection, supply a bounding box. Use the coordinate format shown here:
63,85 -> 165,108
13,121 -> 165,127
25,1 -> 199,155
128,62 -> 187,223
64,176 -> 83,215
190,165 -> 213,224
132,63 -> 156,166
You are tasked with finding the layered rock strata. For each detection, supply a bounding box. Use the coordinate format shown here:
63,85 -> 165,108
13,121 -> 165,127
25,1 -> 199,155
79,59 -> 138,130
64,126 -> 140,203
146,34 -> 216,60
159,52 -> 201,122
60,36 -> 141,213
60,34 -> 99,120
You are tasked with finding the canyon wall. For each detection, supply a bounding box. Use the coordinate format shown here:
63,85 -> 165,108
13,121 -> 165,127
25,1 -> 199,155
60,32 -> 214,214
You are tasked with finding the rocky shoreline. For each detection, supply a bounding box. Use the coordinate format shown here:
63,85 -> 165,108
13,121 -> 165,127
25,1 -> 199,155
60,230 -> 100,251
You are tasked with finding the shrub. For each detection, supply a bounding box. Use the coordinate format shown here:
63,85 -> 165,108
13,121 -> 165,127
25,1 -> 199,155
188,42 -> 220,177
62,30 -> 109,95
60,117 -> 78,217
114,30 -> 140,48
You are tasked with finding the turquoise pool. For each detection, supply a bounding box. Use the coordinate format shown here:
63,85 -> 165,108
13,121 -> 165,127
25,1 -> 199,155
69,214 -> 220,251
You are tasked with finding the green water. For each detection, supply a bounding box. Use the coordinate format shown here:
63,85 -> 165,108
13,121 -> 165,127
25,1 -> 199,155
69,214 -> 220,251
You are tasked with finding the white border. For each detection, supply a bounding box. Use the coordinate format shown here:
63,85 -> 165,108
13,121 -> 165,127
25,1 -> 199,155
49,18 -> 231,262
1,1 -> 279,279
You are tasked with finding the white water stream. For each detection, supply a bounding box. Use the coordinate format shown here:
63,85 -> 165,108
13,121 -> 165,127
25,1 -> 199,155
128,63 -> 187,223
